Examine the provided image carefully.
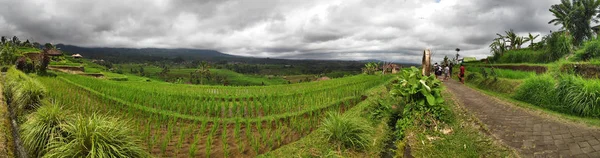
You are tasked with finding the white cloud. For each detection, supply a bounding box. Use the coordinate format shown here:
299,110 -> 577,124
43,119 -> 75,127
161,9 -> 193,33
0,0 -> 561,63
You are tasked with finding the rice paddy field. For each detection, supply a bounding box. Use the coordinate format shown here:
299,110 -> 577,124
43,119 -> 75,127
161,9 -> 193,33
35,72 -> 394,157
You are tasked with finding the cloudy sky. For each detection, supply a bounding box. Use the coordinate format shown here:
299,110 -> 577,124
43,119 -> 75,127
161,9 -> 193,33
0,0 -> 561,63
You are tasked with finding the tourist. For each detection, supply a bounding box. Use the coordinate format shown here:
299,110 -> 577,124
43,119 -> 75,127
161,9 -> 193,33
459,64 -> 465,84
444,65 -> 450,81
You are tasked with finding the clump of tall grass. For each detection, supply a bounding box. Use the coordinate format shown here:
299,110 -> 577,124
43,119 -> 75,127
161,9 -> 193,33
320,112 -> 372,150
514,74 -> 600,117
497,49 -> 546,63
556,75 -> 600,117
513,75 -> 559,110
20,103 -> 67,157
43,114 -> 149,158
3,67 -> 46,115
13,78 -> 46,113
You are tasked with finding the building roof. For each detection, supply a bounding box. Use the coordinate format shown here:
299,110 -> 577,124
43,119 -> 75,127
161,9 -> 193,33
72,54 -> 83,58
45,49 -> 63,56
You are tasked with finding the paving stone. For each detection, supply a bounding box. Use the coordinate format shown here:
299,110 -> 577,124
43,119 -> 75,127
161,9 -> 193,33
444,80 -> 600,157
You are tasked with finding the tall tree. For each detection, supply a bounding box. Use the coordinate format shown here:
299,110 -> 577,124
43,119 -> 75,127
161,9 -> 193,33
11,36 -> 20,46
549,0 -> 600,46
526,33 -> 540,48
196,61 -> 211,85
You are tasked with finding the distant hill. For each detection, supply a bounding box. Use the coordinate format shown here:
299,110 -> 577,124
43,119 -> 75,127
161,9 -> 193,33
56,44 -> 240,63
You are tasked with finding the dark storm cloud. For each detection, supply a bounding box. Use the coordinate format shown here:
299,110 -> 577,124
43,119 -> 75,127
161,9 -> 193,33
0,0 -> 561,63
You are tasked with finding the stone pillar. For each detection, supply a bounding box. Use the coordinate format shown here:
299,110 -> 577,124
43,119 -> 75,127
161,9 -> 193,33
422,49 -> 431,76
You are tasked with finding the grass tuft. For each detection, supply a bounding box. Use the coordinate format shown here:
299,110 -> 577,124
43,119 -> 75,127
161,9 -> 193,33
320,112 -> 373,150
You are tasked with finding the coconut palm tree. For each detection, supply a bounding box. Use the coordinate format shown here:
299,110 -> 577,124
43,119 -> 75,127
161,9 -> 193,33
196,61 -> 211,85
549,0 -> 600,46
527,33 -> 540,48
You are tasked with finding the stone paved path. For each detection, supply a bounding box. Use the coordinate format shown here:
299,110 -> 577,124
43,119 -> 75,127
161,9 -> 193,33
444,79 -> 600,158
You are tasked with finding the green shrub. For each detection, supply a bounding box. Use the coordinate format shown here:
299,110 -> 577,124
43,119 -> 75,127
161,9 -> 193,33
513,75 -> 559,110
466,67 -> 535,79
320,112 -> 373,150
542,32 -> 572,62
556,75 -> 600,117
494,32 -> 572,63
20,103 -> 67,157
574,39 -> 600,61
497,49 -> 545,63
390,67 -> 450,138
44,114 -> 149,158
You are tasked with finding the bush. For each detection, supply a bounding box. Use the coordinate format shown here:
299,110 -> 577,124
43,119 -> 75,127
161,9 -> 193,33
497,49 -> 545,63
320,112 -> 373,150
513,75 -> 559,110
556,75 -> 600,117
573,39 -> 600,61
494,32 -> 572,63
44,114 -> 149,157
20,104 -> 67,157
542,32 -> 572,62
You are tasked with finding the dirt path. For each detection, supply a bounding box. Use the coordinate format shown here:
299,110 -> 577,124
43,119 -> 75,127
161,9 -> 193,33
444,79 -> 600,157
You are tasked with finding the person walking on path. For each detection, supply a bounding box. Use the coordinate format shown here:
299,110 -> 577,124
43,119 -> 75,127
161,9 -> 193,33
444,65 -> 450,81
449,63 -> 453,75
459,64 -> 465,84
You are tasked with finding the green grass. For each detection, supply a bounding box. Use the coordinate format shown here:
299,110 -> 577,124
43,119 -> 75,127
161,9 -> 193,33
20,103 -> 66,157
320,112 -> 373,150
0,78 -> 14,157
118,64 -> 290,86
466,66 -> 536,79
43,114 -> 149,157
260,83 -> 390,157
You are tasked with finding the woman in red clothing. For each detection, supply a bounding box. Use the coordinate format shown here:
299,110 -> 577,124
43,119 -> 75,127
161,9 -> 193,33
459,65 -> 465,84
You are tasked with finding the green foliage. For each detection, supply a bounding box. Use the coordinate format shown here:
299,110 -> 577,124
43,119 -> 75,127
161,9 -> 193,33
3,67 -> 46,115
362,62 -> 379,75
514,75 -> 559,109
20,104 -> 67,157
492,32 -> 572,64
556,75 -> 600,117
43,114 -> 149,158
496,49 -> 546,63
548,0 -> 600,46
574,39 -> 600,61
467,67 -> 535,79
389,67 -> 449,138
514,74 -> 600,117
14,78 -> 46,113
542,32 -> 572,61
390,67 -> 444,107
320,112 -> 373,150
0,42 -> 20,65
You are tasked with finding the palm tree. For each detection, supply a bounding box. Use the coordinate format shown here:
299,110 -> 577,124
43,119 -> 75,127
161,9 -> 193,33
489,38 -> 507,58
549,0 -> 574,31
526,33 -> 540,48
549,0 -> 600,46
497,29 -> 518,50
196,61 -> 211,85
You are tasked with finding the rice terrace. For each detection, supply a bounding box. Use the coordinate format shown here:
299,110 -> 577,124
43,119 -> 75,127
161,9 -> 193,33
4,0 -> 600,158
